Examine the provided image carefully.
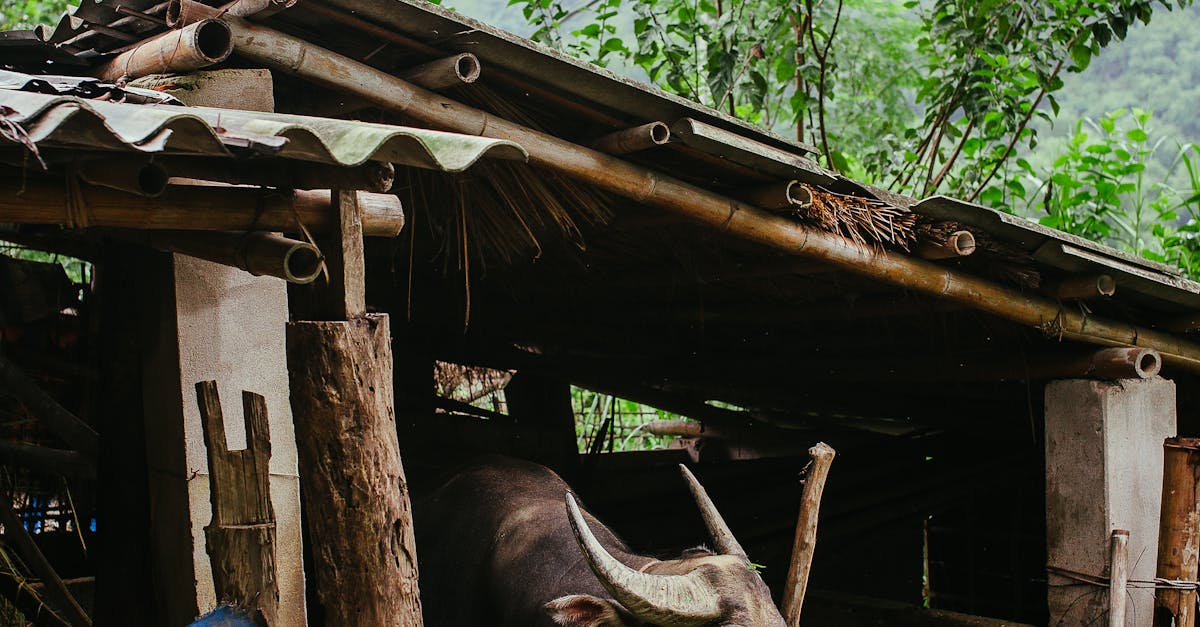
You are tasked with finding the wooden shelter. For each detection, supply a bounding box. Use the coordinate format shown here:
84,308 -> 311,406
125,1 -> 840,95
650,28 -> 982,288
4,0 -> 1200,625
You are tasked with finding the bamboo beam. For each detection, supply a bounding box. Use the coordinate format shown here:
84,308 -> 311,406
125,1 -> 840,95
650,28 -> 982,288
0,354 -> 98,463
782,442 -> 836,626
397,54 -> 481,91
739,180 -> 813,212
158,157 -> 396,193
165,0 -> 295,28
93,19 -> 232,82
0,493 -> 90,626
227,19 -> 1200,372
141,230 -> 323,283
1,178 -> 404,237
1109,529 -> 1129,627
1155,438 -> 1200,627
1048,274 -> 1117,300
591,122 -> 671,156
916,230 -> 975,260
77,160 -> 169,197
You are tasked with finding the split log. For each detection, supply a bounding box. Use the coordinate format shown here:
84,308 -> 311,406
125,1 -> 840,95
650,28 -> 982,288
93,19 -> 232,82
141,230 -> 323,284
227,17 -> 1200,373
1,178 -> 404,237
782,442 -> 836,626
0,492 -> 90,626
591,122 -> 671,156
195,382 -> 279,625
286,315 -> 423,626
0,354 -> 99,463
1109,529 -> 1129,627
1155,438 -> 1200,627
398,54 -> 481,91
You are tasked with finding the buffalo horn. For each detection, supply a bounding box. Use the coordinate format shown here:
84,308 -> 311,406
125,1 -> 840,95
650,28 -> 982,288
679,464 -> 749,561
564,494 -> 721,625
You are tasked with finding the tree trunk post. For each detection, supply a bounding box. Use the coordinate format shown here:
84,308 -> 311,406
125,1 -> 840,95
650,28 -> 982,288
781,441 -> 836,626
1154,438 -> 1200,627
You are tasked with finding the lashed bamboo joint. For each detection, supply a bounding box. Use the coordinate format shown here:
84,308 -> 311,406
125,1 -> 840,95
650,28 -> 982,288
398,54 -> 482,91
95,18 -> 232,82
226,17 -> 1200,372
917,230 -> 975,260
1050,274 -> 1117,300
591,122 -> 671,156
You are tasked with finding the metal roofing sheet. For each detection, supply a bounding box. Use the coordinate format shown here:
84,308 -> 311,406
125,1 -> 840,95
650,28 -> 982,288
0,88 -> 528,171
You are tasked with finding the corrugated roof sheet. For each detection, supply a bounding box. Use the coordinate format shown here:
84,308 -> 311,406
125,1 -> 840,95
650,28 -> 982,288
0,88 -> 527,171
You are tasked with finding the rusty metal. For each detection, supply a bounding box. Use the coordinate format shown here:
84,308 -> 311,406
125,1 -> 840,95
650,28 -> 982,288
227,17 -> 1200,372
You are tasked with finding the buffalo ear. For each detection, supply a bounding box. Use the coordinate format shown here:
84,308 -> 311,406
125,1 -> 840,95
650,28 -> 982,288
545,594 -> 627,626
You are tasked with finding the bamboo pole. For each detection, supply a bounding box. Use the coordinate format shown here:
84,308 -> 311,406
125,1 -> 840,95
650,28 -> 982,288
143,230 -> 323,283
591,122 -> 671,156
1109,529 -> 1129,627
739,180 -> 813,212
397,54 -> 481,91
165,0 -> 294,28
0,492 -> 91,626
227,20 -> 1200,372
93,19 -> 232,82
158,157 -> 396,193
1155,438 -> 1200,627
917,230 -> 976,260
1049,274 -> 1117,300
782,442 -> 836,626
77,160 -> 169,197
1,178 -> 404,237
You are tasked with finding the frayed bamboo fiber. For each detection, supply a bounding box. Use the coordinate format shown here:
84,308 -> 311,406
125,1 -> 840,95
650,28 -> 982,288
398,54 -> 481,91
1,177 -> 404,237
227,18 -> 1200,372
93,19 -> 232,82
146,230 -> 323,283
591,122 -> 671,156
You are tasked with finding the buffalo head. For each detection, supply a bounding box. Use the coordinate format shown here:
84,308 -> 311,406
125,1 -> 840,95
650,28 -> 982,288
546,465 -> 787,627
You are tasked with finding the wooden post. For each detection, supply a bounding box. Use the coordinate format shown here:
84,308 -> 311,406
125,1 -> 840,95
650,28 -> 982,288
1110,530 -> 1130,627
1154,438 -> 1200,627
286,317 -> 422,625
286,188 -> 422,624
781,442 -> 836,626
504,372 -> 580,480
195,382 -> 279,624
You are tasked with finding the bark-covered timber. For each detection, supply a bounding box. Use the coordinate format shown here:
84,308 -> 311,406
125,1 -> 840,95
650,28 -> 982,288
285,315 -> 423,626
1155,438 -> 1200,627
782,442 -> 836,626
226,17 -> 1200,373
195,382 -> 279,625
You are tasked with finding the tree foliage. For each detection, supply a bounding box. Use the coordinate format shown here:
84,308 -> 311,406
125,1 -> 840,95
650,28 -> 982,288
1,0 -> 70,31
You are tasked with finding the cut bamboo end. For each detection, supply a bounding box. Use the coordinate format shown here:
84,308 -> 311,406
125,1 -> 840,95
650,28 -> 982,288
591,122 -> 671,156
741,181 -> 813,213
917,230 -> 976,260
77,160 -> 169,197
1086,347 -> 1161,379
146,230 -> 323,283
95,18 -> 233,82
398,54 -> 482,91
1050,274 -> 1116,300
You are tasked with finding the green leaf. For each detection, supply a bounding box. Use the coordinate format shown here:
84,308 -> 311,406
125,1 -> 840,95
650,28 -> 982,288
1126,128 -> 1149,142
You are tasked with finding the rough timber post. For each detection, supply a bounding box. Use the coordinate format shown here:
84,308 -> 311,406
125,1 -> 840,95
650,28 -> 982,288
286,189 -> 423,625
1045,377 -> 1176,626
137,69 -> 306,626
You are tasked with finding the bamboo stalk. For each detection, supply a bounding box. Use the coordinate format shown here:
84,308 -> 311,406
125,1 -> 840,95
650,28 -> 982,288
227,19 -> 1200,372
643,420 -> 708,438
0,493 -> 91,626
1,178 -> 404,237
1155,438 -> 1200,627
739,180 -> 813,212
165,0 -> 295,28
397,54 -> 481,91
158,157 -> 396,193
1087,347 -> 1161,379
782,442 -> 836,626
93,19 -> 232,82
1109,529 -> 1129,627
916,230 -> 975,260
1049,274 -> 1117,300
143,230 -> 323,283
591,122 -> 671,156
77,160 -> 169,197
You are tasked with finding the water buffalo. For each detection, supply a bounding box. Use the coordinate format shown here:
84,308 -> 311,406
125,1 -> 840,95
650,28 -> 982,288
415,456 -> 787,626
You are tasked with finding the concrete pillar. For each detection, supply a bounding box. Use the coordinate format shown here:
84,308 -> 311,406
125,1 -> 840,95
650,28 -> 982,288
1045,377 -> 1176,626
142,257 -> 307,626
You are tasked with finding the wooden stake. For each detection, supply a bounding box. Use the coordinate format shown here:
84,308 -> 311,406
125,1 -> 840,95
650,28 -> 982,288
782,442 -> 836,626
285,315 -> 423,626
195,381 -> 279,625
1110,529 -> 1129,627
1155,438 -> 1200,627
227,19 -> 1200,373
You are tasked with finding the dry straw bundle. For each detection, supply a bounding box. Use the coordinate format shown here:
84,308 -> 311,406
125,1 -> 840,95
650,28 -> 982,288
795,184 -> 918,250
